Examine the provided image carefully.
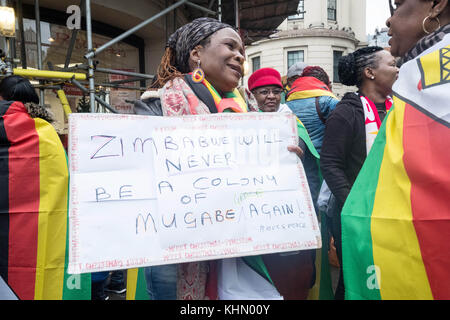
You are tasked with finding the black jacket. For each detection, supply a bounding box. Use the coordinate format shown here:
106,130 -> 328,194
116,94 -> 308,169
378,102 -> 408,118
134,96 -> 163,116
320,92 -> 387,206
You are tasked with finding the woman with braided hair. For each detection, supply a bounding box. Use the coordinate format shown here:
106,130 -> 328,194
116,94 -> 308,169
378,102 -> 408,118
319,47 -> 398,299
153,17 -> 257,115
147,17 -> 304,300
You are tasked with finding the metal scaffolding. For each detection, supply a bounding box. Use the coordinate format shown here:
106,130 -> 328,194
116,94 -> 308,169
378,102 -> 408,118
0,0 -> 245,117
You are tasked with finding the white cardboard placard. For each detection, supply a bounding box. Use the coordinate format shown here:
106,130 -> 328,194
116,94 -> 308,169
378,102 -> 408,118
68,113 -> 321,274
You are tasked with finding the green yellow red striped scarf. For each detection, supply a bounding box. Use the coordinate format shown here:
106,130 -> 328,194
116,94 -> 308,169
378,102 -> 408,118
286,77 -> 337,101
200,77 -> 248,113
341,36 -> 450,300
0,101 -> 90,300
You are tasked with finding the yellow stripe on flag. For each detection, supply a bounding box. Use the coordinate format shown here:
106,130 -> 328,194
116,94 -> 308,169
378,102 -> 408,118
419,49 -> 442,88
126,268 -> 139,300
287,90 -> 337,101
370,98 -> 433,299
34,119 -> 69,300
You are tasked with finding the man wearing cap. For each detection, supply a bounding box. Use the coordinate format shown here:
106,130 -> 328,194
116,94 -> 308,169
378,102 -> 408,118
247,67 -> 320,161
286,62 -> 308,90
248,68 -> 289,113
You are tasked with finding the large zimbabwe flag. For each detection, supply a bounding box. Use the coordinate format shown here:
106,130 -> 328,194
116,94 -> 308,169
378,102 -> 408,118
341,36 -> 450,300
0,100 -> 90,299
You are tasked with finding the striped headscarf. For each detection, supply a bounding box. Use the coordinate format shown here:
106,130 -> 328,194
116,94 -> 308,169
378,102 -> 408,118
167,17 -> 234,73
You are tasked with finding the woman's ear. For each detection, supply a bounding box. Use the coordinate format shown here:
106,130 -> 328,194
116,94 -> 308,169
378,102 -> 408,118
430,0 -> 448,18
189,45 -> 203,71
364,67 -> 375,81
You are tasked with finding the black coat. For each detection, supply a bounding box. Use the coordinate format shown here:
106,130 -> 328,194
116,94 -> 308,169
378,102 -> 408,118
320,92 -> 388,206
133,94 -> 163,116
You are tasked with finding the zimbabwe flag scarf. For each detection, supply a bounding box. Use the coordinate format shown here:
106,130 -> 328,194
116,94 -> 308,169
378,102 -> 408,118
184,73 -> 248,114
286,76 -> 337,101
341,33 -> 450,300
0,101 -> 90,300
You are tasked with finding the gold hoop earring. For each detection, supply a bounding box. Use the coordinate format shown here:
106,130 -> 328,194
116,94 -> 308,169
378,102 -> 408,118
192,60 -> 205,83
423,15 -> 441,35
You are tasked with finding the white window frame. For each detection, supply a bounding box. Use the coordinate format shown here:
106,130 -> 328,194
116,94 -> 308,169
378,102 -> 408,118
250,55 -> 261,73
284,47 -> 307,75
288,0 -> 305,20
327,0 -> 337,21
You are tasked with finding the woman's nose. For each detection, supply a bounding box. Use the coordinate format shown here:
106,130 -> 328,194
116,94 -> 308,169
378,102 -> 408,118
235,51 -> 245,64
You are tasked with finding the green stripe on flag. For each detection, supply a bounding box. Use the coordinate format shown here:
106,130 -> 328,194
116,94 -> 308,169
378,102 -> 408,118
242,256 -> 274,285
341,112 -> 392,300
134,268 -> 150,300
318,211 -> 334,300
296,118 -> 320,159
62,153 -> 91,300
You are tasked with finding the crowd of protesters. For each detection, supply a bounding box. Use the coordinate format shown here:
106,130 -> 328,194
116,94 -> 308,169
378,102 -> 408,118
1,0 -> 449,300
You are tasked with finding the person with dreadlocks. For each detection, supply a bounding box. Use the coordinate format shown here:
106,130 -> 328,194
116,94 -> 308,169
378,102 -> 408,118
319,47 -> 399,299
154,17 -> 258,115
150,17 -> 304,300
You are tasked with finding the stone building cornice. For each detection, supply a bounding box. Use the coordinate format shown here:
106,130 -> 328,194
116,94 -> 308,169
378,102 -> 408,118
249,28 -> 360,46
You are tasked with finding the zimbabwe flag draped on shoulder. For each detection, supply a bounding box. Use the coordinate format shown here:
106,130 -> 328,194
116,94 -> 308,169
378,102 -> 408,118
0,101 -> 90,300
286,76 -> 337,101
341,35 -> 450,299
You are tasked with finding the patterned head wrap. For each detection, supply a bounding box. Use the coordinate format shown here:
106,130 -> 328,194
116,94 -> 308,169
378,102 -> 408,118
167,17 -> 235,73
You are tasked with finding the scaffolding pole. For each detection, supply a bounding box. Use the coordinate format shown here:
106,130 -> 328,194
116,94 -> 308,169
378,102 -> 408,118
71,77 -> 118,114
108,76 -> 144,85
235,0 -> 240,29
95,67 -> 154,80
13,68 -> 87,80
63,64 -> 154,80
64,29 -> 79,70
84,0 -> 188,60
64,0 -> 84,70
185,1 -> 216,15
34,0 -> 45,105
85,0 -> 95,113
16,0 -> 26,70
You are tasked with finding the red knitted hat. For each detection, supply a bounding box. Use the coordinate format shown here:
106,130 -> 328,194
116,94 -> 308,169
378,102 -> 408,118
248,68 -> 283,91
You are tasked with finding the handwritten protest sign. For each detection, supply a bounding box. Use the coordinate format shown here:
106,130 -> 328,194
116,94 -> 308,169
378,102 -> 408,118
68,113 -> 321,274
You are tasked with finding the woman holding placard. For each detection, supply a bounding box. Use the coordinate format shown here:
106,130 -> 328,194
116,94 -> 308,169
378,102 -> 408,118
148,17 -> 305,300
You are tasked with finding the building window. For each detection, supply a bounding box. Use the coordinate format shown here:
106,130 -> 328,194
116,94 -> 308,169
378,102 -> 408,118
287,50 -> 304,70
333,50 -> 343,83
252,56 -> 261,72
328,0 -> 337,21
288,0 -> 305,20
